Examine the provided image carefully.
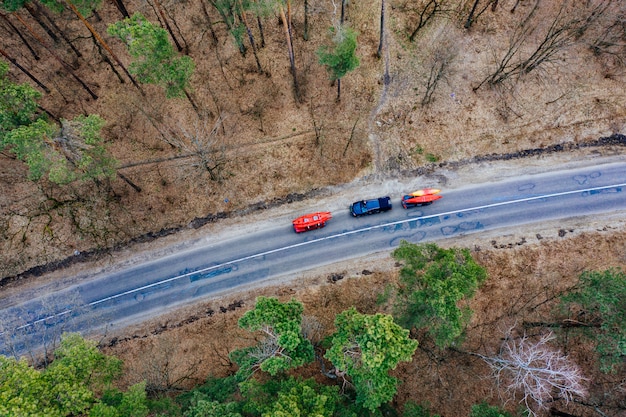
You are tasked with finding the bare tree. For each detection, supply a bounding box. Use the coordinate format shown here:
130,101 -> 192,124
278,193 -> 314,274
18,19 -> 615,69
474,1 -> 610,91
589,4 -> 626,73
464,0 -> 498,29
408,0 -> 449,42
0,12 -> 40,60
476,330 -> 588,417
420,36 -> 456,106
166,114 -> 229,182
238,0 -> 263,73
63,0 -> 143,93
129,337 -> 201,395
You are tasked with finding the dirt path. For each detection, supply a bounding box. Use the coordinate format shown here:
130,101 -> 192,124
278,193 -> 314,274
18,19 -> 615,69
367,18 -> 392,173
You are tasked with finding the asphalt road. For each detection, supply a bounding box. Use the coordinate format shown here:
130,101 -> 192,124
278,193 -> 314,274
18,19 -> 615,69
1,160 -> 625,357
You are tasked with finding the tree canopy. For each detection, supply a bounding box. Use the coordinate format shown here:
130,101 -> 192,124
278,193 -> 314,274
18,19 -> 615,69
0,62 -> 117,184
325,307 -> 418,411
230,297 -> 314,379
0,333 -> 148,417
107,13 -> 195,98
317,26 -> 360,82
392,241 -> 487,347
560,268 -> 626,373
240,377 -> 349,417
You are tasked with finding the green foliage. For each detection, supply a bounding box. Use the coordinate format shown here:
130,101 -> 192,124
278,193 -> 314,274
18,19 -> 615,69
231,297 -> 314,379
0,60 -> 42,137
1,63 -> 117,184
376,284 -> 393,306
91,382 -> 149,417
392,241 -> 487,348
183,392 -> 242,417
44,333 -> 123,415
0,333 -> 147,417
0,355 -> 57,416
0,0 -> 26,11
239,377 -> 354,417
177,375 -> 239,411
2,118 -> 58,181
469,402 -> 513,417
229,23 -> 247,53
402,401 -> 440,417
146,395 -> 182,417
325,308 -> 418,411
560,268 -> 626,373
57,114 -> 118,183
317,26 -> 360,81
108,13 -> 195,98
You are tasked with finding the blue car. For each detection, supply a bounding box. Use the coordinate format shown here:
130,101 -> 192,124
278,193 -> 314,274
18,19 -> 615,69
350,197 -> 392,217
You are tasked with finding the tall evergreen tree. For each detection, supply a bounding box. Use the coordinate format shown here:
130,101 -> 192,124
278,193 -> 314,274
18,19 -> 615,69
317,25 -> 359,101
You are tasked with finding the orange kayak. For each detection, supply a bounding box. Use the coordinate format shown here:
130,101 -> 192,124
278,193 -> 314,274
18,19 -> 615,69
409,188 -> 441,197
292,211 -> 332,233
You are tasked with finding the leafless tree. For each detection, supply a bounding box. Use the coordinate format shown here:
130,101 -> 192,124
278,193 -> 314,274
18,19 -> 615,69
589,4 -> 626,73
474,1 -> 611,91
129,337 -> 201,395
420,36 -> 456,106
408,0 -> 450,42
166,114 -> 229,182
464,0 -> 498,30
476,329 -> 588,417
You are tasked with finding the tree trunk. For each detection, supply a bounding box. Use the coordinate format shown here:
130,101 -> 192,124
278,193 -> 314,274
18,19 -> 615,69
0,13 -> 40,60
150,0 -> 184,53
184,88 -> 200,115
32,1 -> 83,58
377,0 -> 385,58
286,0 -> 294,60
200,0 -> 218,45
279,6 -> 300,101
117,172 -> 142,192
65,1 -> 143,93
340,0 -> 345,24
111,0 -> 130,18
465,0 -> 496,29
238,0 -> 263,73
464,0 -> 480,29
303,0 -> 309,40
252,0 -> 265,47
256,15 -> 265,47
0,47 -> 50,93
23,2 -> 58,42
336,78 -> 341,102
11,11 -> 98,99
90,33 -> 125,84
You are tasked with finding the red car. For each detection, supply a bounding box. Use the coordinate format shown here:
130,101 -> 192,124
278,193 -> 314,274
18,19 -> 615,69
292,212 -> 332,233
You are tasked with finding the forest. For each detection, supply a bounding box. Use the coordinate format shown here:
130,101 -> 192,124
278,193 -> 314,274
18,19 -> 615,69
2,241 -> 625,416
1,0 -> 625,415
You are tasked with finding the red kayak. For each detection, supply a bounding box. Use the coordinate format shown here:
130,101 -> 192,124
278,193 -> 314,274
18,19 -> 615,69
402,193 -> 442,208
292,211 -> 332,233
